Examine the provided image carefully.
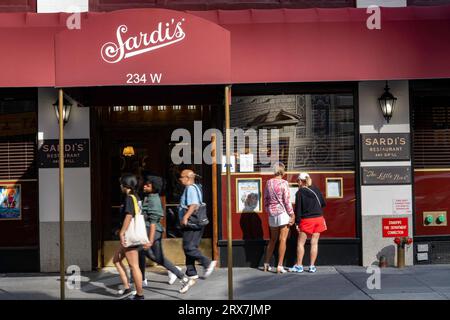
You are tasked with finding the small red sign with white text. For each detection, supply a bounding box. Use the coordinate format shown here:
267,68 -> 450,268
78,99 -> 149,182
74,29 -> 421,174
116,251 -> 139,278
382,218 -> 409,237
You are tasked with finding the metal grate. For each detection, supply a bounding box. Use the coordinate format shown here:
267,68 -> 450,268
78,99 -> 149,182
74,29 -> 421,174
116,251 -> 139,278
430,241 -> 450,264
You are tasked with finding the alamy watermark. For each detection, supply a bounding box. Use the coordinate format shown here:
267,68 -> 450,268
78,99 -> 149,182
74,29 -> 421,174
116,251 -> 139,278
170,121 -> 281,169
66,265 -> 81,290
366,5 -> 381,30
366,266 -> 381,290
65,6 -> 82,30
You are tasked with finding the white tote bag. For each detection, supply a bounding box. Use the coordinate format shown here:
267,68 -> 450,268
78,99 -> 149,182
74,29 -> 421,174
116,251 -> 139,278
124,195 -> 149,247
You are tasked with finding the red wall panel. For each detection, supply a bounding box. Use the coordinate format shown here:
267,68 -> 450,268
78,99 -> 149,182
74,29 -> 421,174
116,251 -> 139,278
414,171 -> 450,236
221,172 -> 357,240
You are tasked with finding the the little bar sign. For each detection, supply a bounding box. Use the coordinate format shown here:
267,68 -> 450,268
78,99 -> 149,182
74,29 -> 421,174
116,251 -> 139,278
361,133 -> 410,161
38,139 -> 89,168
382,218 -> 409,237
362,166 -> 411,185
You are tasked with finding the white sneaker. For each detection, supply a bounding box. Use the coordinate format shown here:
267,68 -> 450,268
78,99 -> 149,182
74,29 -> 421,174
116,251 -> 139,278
277,266 -> 287,274
188,275 -> 199,280
117,287 -> 136,297
168,266 -> 182,285
179,277 -> 196,294
142,279 -> 148,287
203,260 -> 217,279
117,283 -> 132,295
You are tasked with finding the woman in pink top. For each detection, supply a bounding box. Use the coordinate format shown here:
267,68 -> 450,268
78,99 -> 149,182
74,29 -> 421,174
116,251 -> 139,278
263,162 -> 295,273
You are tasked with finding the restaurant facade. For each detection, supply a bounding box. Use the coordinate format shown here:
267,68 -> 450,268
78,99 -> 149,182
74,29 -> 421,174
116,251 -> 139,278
1,0 -> 450,272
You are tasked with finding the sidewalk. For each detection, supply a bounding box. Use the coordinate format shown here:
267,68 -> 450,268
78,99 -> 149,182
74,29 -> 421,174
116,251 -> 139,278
1,265 -> 450,300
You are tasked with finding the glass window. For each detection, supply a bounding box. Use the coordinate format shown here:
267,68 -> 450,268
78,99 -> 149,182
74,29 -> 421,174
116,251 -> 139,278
228,93 -> 355,172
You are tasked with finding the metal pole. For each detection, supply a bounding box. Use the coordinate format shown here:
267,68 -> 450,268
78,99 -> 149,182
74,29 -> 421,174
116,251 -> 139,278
211,134 -> 219,263
58,89 -> 65,300
225,85 -> 233,300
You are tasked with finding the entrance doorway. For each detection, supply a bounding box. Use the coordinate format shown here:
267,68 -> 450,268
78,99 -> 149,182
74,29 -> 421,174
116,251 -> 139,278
90,103 -> 218,268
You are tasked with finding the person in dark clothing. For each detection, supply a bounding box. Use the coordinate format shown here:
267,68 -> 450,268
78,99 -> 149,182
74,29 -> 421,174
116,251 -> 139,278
289,172 -> 327,273
138,174 -> 195,294
113,174 -> 145,300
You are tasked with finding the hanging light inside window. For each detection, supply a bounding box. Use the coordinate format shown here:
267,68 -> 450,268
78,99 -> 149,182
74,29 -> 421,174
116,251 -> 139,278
172,105 -> 182,111
112,106 -> 124,112
122,146 -> 135,157
143,105 -> 152,111
158,105 -> 166,111
378,81 -> 397,123
128,105 -> 138,112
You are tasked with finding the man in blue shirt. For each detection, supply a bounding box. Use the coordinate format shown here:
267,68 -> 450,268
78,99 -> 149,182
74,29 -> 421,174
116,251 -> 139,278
179,169 -> 217,279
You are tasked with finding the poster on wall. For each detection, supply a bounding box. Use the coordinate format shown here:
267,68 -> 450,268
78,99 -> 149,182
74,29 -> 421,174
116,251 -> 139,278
289,184 -> 299,204
236,178 -> 262,213
0,185 -> 21,220
392,199 -> 412,215
326,178 -> 343,199
222,155 -> 236,173
239,154 -> 254,172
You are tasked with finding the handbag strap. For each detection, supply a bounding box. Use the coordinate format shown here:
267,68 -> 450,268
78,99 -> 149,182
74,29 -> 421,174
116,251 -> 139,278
192,184 -> 204,205
129,194 -> 141,216
304,187 -> 322,208
180,184 -> 204,211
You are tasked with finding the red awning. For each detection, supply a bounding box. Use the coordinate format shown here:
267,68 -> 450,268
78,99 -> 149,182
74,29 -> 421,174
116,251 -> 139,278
1,6 -> 450,88
190,6 -> 450,83
54,9 -> 231,87
0,13 -> 65,87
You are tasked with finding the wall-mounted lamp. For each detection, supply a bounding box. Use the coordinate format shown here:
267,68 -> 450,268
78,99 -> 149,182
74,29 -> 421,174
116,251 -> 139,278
53,97 -> 72,126
122,146 -> 135,157
378,81 -> 397,123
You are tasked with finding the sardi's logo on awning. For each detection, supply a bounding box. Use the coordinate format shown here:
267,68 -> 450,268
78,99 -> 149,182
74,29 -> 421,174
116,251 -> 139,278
101,18 -> 186,64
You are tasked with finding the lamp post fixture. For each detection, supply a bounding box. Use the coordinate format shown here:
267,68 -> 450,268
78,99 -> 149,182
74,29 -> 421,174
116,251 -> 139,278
378,81 -> 397,123
53,97 -> 72,126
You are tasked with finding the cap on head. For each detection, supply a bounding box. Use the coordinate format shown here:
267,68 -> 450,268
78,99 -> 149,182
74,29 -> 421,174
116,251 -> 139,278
298,172 -> 310,181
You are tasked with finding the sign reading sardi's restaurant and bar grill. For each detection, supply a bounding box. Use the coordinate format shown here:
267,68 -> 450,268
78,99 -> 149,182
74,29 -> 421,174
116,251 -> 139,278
361,133 -> 410,161
39,139 -> 89,168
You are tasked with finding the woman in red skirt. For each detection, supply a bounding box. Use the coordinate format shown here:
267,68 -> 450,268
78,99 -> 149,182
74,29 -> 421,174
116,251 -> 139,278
289,172 -> 327,273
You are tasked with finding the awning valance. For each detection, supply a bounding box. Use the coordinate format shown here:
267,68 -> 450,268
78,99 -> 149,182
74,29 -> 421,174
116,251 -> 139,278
1,6 -> 450,88
190,6 -> 450,83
